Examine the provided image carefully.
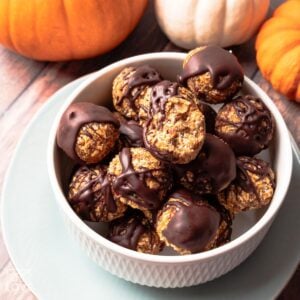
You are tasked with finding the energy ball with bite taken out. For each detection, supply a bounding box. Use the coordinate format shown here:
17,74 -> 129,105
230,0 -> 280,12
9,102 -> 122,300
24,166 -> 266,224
215,95 -> 274,156
144,80 -> 205,164
68,164 -> 127,222
156,189 -> 232,255
112,65 -> 162,124
108,211 -> 164,254
56,102 -> 120,164
175,134 -> 236,194
108,147 -> 172,220
218,156 -> 276,215
178,46 -> 244,104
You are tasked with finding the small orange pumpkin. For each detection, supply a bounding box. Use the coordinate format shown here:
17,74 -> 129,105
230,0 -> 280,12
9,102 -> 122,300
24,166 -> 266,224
256,0 -> 300,102
0,0 -> 147,61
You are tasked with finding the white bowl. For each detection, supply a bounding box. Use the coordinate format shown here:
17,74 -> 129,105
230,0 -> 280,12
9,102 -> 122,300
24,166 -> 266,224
47,53 -> 293,288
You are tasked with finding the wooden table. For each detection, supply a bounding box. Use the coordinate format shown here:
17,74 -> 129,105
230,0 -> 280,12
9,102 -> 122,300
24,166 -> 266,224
0,0 -> 299,299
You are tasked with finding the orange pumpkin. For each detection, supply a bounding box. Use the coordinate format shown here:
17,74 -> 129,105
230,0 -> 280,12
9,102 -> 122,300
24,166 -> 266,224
0,0 -> 147,61
256,0 -> 300,102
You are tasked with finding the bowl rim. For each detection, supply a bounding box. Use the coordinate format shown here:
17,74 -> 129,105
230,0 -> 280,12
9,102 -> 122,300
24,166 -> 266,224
47,52 -> 293,264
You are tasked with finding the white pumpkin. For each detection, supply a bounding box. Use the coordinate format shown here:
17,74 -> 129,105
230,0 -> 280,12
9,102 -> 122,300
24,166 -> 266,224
155,0 -> 270,49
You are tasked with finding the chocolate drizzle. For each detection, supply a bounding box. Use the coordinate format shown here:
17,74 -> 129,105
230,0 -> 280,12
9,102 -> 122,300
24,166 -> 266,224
163,189 -> 221,253
108,214 -> 146,250
118,65 -> 162,109
217,95 -> 274,156
236,156 -> 275,198
69,165 -> 117,218
113,148 -> 163,210
57,102 -> 120,162
119,120 -> 144,147
178,46 -> 243,89
150,80 -> 179,117
175,134 -> 236,194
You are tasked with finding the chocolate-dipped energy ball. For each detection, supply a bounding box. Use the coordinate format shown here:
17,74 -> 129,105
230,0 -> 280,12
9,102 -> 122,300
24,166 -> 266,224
112,65 -> 162,123
68,165 -> 127,222
108,212 -> 164,254
57,102 -> 120,164
175,134 -> 236,194
108,147 -> 172,219
197,102 -> 217,134
218,156 -> 276,215
144,80 -> 205,164
156,190 -> 232,255
215,95 -> 274,156
178,46 -> 244,104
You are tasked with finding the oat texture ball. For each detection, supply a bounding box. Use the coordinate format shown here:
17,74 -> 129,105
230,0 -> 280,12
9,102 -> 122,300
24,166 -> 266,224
68,165 -> 127,222
175,134 -> 236,194
112,65 -> 162,124
108,211 -> 164,254
178,46 -> 244,104
215,95 -> 274,156
218,156 -> 276,215
56,102 -> 120,164
144,80 -> 205,164
156,189 -> 232,255
108,147 -> 172,218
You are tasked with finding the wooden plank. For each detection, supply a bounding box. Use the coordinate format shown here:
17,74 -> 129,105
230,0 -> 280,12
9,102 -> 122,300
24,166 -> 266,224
0,261 -> 36,299
0,46 -> 47,116
0,230 -> 9,270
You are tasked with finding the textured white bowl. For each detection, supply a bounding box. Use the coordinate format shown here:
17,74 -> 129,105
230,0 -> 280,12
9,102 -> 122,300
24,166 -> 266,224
47,53 -> 293,288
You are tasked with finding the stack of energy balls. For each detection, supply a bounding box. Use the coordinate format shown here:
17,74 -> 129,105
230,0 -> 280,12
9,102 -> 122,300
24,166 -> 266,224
57,46 -> 275,255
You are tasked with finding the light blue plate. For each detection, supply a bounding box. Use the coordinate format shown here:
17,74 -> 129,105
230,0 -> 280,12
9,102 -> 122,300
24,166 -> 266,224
1,77 -> 300,300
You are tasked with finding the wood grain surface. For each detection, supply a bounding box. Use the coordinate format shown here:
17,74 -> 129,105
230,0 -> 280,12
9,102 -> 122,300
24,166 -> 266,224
0,0 -> 299,299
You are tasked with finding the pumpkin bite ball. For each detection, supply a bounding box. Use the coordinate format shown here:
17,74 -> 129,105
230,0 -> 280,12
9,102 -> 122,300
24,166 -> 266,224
57,102 -> 120,164
144,80 -> 206,164
108,147 -> 172,219
156,189 -> 232,255
215,95 -> 274,156
112,65 -> 162,124
175,134 -> 236,194
108,211 -> 164,254
178,46 -> 244,104
68,164 -> 127,222
218,156 -> 276,215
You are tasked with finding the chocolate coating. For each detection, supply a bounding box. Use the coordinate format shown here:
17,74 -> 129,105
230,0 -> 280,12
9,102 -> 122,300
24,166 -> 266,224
110,148 -> 170,211
236,156 -> 275,197
108,211 -> 164,254
175,134 -> 236,194
108,213 -> 146,250
197,102 -> 217,134
117,65 -> 162,110
150,80 -> 179,118
157,190 -> 221,254
68,165 -> 126,222
215,95 -> 274,156
119,119 -> 144,147
179,46 -> 243,90
218,156 -> 276,215
57,102 -> 119,162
